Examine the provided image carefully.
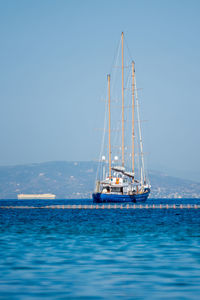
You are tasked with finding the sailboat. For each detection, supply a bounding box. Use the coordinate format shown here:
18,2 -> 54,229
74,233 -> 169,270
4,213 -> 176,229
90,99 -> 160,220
93,32 -> 150,203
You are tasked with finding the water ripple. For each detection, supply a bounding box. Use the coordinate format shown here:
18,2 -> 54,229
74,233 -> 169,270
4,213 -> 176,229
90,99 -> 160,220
0,199 -> 200,299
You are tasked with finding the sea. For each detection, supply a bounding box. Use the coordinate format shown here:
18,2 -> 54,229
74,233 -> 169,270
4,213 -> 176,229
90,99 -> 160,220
0,198 -> 200,300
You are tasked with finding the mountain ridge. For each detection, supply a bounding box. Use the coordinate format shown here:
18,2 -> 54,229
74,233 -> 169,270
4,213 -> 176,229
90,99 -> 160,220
0,161 -> 199,199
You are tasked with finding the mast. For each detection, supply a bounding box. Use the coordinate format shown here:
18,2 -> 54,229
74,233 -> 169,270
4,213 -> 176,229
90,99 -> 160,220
132,61 -> 135,178
121,32 -> 124,167
108,74 -> 111,178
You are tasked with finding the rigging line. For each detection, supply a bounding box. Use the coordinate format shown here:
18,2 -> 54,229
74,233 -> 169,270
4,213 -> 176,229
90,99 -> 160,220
110,38 -> 121,98
135,75 -> 145,185
100,39 -> 120,178
123,34 -> 134,62
124,67 -> 132,136
145,156 -> 150,185
110,42 -> 121,153
136,130 -> 141,181
123,119 -> 148,123
124,63 -> 132,87
124,72 -> 132,125
95,88 -> 108,185
113,65 -> 131,68
109,36 -> 121,75
96,39 -> 120,182
97,46 -> 121,166
111,97 -> 122,163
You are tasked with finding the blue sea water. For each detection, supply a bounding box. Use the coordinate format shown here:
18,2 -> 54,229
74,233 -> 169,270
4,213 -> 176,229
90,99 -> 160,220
0,198 -> 200,300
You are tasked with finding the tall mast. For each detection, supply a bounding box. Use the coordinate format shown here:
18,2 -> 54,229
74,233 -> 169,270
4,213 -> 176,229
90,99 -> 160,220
121,32 -> 124,167
108,74 -> 111,178
132,61 -> 135,177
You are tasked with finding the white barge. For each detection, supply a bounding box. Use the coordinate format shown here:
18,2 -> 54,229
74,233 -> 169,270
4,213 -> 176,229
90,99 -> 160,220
17,193 -> 56,200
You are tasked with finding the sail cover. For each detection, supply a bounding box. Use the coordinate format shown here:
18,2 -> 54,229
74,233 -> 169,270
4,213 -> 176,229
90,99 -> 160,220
111,166 -> 135,178
111,166 -> 125,173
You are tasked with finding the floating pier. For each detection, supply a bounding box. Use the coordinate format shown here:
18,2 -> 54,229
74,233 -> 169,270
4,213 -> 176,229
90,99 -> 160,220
0,204 -> 200,209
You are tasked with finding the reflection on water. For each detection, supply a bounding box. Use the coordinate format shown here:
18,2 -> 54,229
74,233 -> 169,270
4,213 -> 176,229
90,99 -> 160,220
0,199 -> 200,299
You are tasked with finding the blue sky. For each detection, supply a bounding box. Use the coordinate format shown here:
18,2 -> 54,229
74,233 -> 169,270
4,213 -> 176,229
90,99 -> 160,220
0,0 -> 200,181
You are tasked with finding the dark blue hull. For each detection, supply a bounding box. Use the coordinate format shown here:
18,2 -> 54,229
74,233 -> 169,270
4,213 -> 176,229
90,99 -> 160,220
93,188 -> 150,203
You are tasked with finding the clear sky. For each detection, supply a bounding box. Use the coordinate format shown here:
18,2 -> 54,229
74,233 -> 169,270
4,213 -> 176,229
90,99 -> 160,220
0,0 -> 200,181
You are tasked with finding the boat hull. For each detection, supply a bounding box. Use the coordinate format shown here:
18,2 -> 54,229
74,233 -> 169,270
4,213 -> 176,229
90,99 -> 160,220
93,188 -> 150,203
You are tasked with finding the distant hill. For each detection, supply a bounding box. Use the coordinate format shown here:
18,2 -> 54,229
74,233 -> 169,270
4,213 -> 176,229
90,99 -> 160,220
0,161 -> 199,199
